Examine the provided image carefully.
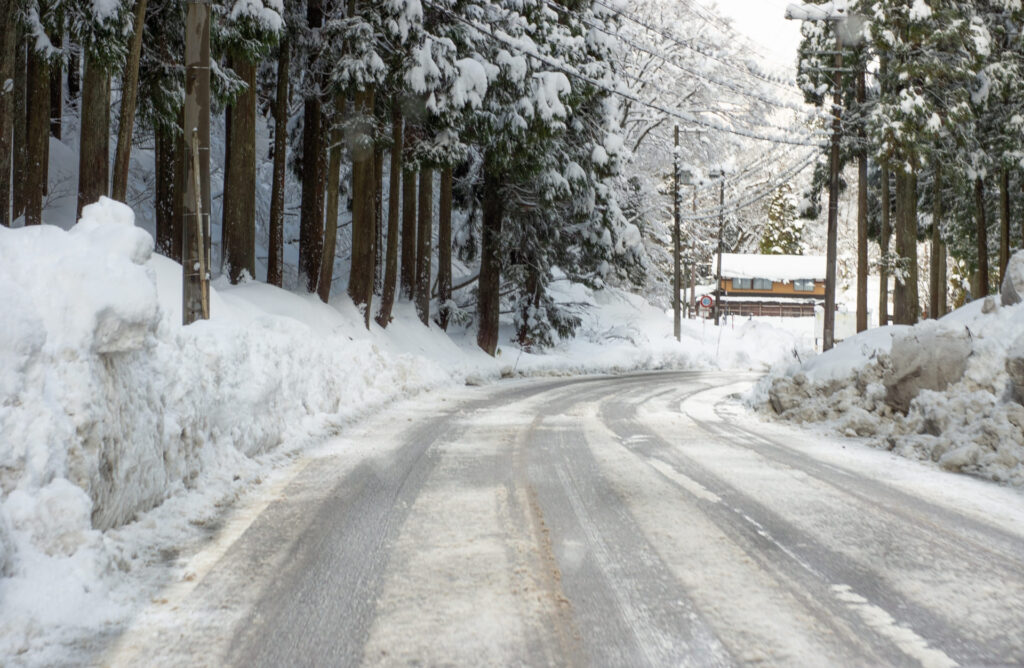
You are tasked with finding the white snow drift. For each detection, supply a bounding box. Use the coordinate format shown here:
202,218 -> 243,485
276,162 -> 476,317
754,250 -> 1024,487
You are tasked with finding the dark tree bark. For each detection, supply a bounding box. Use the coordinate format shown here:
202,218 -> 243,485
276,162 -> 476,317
222,57 -> 256,283
856,71 -> 867,332
929,163 -> 942,320
0,5 -> 16,226
25,42 -> 51,225
376,104 -> 402,327
437,166 -> 452,330
48,28 -> 61,140
268,37 -> 289,287
400,149 -> 416,299
975,176 -> 989,298
12,30 -> 26,219
318,95 -> 345,304
477,166 -> 502,355
902,170 -> 919,322
999,167 -> 1009,283
891,170 -> 905,322
111,0 -> 149,202
67,46 -> 80,100
415,166 -> 432,325
298,96 -> 323,291
154,124 -> 178,257
171,109 -> 185,263
878,167 -> 890,326
77,55 -> 109,219
374,144 -> 384,293
298,0 -> 324,293
349,86 -> 376,326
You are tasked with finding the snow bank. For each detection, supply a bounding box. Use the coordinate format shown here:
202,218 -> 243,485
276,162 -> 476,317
0,201 -> 452,627
754,257 -> 1024,486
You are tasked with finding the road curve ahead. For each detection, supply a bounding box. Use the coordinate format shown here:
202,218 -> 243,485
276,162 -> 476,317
106,371 -> 1024,667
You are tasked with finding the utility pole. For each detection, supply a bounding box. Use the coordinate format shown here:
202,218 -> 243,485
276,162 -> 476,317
786,2 -> 863,351
673,125 -> 681,341
690,189 -> 697,318
824,28 -> 842,350
856,68 -> 868,333
712,170 -> 725,326
183,0 -> 211,324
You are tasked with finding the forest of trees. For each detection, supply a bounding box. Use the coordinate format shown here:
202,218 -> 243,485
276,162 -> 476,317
796,0 -> 1024,325
1,0 -> 1021,352
0,0 -> 646,354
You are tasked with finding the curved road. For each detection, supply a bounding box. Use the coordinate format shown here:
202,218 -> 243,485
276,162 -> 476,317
106,372 -> 1024,667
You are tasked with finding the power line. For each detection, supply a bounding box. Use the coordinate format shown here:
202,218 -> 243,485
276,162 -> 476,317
592,0 -> 800,92
681,151 -> 819,222
548,0 -> 824,119
433,3 -> 827,148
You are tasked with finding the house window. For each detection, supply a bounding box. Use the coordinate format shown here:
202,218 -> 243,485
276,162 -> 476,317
794,279 -> 815,292
731,278 -> 752,290
753,278 -> 773,290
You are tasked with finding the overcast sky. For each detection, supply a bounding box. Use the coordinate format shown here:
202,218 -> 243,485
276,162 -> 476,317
703,0 -> 804,71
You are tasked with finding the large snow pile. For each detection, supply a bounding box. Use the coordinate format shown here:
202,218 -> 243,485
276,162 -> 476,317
753,253 -> 1024,486
0,200 -> 452,630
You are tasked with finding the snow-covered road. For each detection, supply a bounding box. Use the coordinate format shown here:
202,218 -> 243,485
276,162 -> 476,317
103,372 -> 1024,667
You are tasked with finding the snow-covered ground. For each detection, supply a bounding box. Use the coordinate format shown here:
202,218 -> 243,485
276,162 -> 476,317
0,198 -> 814,663
751,251 -> 1024,488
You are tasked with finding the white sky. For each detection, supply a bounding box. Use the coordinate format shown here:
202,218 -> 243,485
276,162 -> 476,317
702,0 -> 804,71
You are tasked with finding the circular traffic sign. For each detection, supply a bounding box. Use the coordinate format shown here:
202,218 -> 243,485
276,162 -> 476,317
699,295 -> 713,308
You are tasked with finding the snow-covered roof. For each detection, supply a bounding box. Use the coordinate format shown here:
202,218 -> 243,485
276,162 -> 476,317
720,253 -> 826,281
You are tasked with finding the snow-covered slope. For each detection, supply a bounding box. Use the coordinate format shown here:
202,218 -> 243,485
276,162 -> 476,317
753,257 -> 1024,487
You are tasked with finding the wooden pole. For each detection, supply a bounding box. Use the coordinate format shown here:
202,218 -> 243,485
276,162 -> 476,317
183,0 -> 211,324
673,125 -> 681,341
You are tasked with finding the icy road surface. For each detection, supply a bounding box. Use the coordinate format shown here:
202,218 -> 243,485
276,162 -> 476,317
105,372 -> 1024,667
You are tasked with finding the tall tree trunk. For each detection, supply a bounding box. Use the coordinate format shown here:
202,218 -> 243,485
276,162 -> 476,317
171,110 -> 185,263
856,70 -> 867,332
903,170 -> 919,322
437,166 -> 452,330
477,165 -> 502,355
878,166 -> 890,326
111,0 -> 148,202
415,166 -> 432,325
268,37 -> 289,287
400,152 -> 416,299
12,30 -> 26,219
929,163 -> 942,320
975,176 -> 989,298
0,4 -> 16,226
318,95 -> 345,304
298,0 -> 323,293
222,57 -> 256,283
222,102 -> 232,270
999,167 -> 1009,283
48,28 -> 61,140
298,95 -> 323,292
376,104 -> 402,327
25,42 -> 50,225
349,86 -> 376,326
892,170 -> 905,322
77,55 -> 109,219
154,124 -> 176,257
937,241 -> 947,317
67,45 -> 80,100
374,144 -> 384,293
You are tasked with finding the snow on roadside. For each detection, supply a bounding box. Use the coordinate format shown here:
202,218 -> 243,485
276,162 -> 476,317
751,252 -> 1024,487
0,200 -> 807,663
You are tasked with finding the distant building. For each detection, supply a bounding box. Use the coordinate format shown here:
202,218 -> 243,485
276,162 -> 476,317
715,253 -> 826,317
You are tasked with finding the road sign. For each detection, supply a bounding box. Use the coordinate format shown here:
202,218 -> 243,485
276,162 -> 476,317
699,295 -> 713,308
